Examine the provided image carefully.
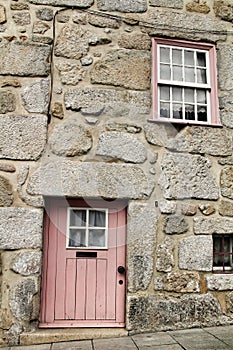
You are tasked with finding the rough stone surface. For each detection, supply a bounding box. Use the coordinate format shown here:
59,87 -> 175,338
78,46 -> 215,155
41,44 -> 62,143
28,0 -> 93,6
54,24 -> 96,59
56,61 -> 86,85
0,176 -> 13,207
27,161 -> 154,199
118,33 -> 151,50
156,237 -> 174,272
0,42 -> 50,76
144,123 -> 177,147
106,123 -> 142,134
97,0 -> 147,13
219,92 -> 233,128
0,163 -> 16,173
1,79 -> 21,88
11,252 -> 42,276
33,21 -> 50,34
218,44 -> 233,91
36,7 -> 54,21
7,322 -> 23,346
221,166 -> 233,199
0,90 -> 16,113
0,208 -> 43,249
128,294 -> 222,331
168,126 -> 232,156
219,200 -> 233,217
219,156 -> 233,165
80,56 -> 93,66
164,215 -> 188,235
194,217 -> 233,234
186,2 -> 210,13
179,236 -> 213,271
0,115 -> 47,160
9,278 -> 38,321
0,5 -> 6,24
207,275 -> 233,291
12,12 -> 31,25
181,204 -> 197,216
199,204 -> 216,216
88,14 -> 120,28
21,79 -> 49,113
226,292 -> 233,313
49,121 -> 93,156
150,0 -> 183,8
159,153 -> 219,200
127,202 -> 158,292
159,201 -> 176,214
11,3 -> 30,10
214,0 -> 233,22
91,50 -> 151,91
154,272 -> 200,293
51,102 -> 64,118
96,131 -> 147,164
65,88 -> 151,117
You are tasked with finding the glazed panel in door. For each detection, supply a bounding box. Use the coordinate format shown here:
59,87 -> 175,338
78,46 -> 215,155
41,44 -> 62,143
40,200 -> 126,328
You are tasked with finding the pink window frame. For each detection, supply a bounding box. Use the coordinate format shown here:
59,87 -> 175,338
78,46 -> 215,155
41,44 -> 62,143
152,37 -> 221,126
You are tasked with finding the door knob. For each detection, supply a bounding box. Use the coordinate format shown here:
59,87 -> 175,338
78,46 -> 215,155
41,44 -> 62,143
117,266 -> 125,274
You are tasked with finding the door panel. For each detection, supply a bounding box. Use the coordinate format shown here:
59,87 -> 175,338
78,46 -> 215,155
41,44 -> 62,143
40,199 -> 126,328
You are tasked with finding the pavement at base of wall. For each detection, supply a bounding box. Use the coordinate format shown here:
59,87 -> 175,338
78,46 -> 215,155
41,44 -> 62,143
2,326 -> 233,350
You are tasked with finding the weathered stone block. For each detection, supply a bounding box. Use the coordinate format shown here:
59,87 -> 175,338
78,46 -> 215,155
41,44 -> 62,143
64,88 -> 151,117
181,204 -> 197,216
0,115 -> 47,160
27,161 -> 154,199
164,215 -> 188,234
159,153 -> 219,200
0,42 -> 50,76
56,61 -> 86,85
118,33 -> 151,50
226,292 -> 233,313
219,92 -> 233,128
144,123 -> 177,147
49,121 -> 93,156
0,5 -> 6,24
194,217 -> 233,234
219,200 -> 233,217
9,278 -> 38,321
128,294 -> 222,331
91,50 -> 151,90
186,2 -> 210,13
221,166 -> 233,199
127,202 -> 158,292
156,237 -> 174,272
11,3 -> 30,10
11,252 -> 42,276
97,0 -> 147,12
36,7 -> 54,21
218,44 -> 233,91
154,272 -> 200,293
88,13 -> 120,28
0,176 -> 13,207
28,0 -> 93,6
199,204 -> 216,216
214,0 -> 233,22
33,21 -> 50,34
179,236 -> 213,271
168,126 -> 232,156
51,101 -> 64,118
12,12 -> 31,25
0,90 -> 16,114
150,0 -> 183,9
96,131 -> 147,164
0,163 -> 16,173
159,201 -> 176,214
21,79 -> 49,113
0,208 -> 43,249
207,274 -> 233,291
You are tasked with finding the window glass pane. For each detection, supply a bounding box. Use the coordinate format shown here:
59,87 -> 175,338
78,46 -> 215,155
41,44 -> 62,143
184,88 -> 195,103
197,106 -> 207,122
160,64 -> 171,80
69,229 -> 86,247
89,210 -> 106,227
184,50 -> 194,66
172,87 -> 182,102
197,68 -> 207,84
160,102 -> 170,118
185,67 -> 195,83
172,65 -> 183,81
172,103 -> 182,119
197,90 -> 207,104
70,210 -> 86,227
197,52 -> 206,67
160,47 -> 170,63
89,229 -> 105,247
160,86 -> 170,101
185,105 -> 195,120
172,49 -> 182,64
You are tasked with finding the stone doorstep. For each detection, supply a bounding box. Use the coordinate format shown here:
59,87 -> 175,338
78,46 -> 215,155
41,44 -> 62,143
20,328 -> 128,346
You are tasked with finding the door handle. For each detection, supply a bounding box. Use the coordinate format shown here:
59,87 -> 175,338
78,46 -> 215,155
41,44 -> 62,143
117,266 -> 125,274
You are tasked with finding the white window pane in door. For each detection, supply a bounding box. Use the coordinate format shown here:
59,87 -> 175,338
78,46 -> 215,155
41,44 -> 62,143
172,87 -> 182,101
185,104 -> 195,120
89,229 -> 106,247
197,68 -> 207,84
172,48 -> 182,64
172,65 -> 183,81
185,67 -> 195,83
70,210 -> 86,226
160,47 -> 170,63
172,103 -> 183,119
160,102 -> 170,118
197,105 -> 207,122
197,52 -> 206,67
69,229 -> 86,247
160,64 -> 171,80
184,50 -> 194,66
89,210 -> 105,227
184,88 -> 195,103
197,90 -> 207,104
160,86 -> 170,101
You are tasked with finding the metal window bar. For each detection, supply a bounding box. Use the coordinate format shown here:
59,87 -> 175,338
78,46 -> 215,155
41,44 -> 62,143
213,235 -> 233,273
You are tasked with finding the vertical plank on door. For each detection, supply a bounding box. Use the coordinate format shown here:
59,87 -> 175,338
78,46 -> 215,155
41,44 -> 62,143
65,259 -> 76,320
106,210 -> 117,320
86,259 -> 97,320
96,259 -> 107,320
75,259 -> 87,320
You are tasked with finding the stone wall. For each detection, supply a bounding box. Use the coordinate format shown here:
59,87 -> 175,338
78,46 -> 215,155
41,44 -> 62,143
0,0 -> 233,345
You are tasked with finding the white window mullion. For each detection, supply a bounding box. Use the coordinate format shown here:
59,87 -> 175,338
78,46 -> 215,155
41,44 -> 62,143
86,209 -> 89,247
182,88 -> 185,120
170,86 -> 172,119
194,89 -> 198,121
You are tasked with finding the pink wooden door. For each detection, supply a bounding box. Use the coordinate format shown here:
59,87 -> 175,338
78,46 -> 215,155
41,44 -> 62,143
40,199 -> 126,328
